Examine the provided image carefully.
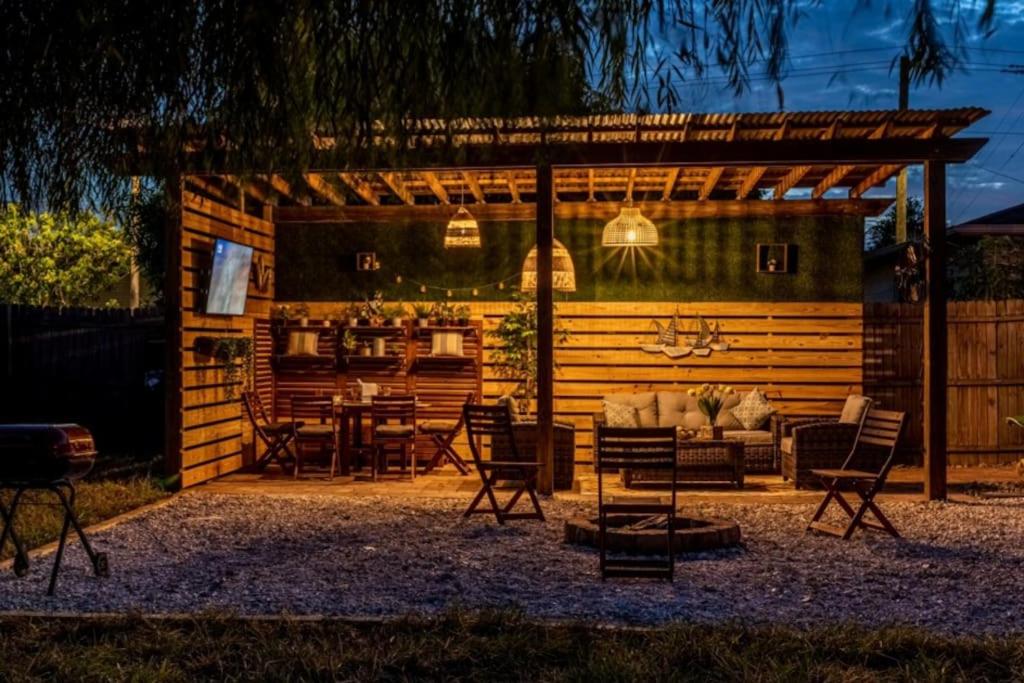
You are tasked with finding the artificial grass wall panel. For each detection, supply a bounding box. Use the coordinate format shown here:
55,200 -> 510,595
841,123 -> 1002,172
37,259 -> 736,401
275,216 -> 863,302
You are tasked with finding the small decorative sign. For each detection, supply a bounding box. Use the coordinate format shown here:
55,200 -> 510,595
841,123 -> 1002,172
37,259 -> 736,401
250,254 -> 273,293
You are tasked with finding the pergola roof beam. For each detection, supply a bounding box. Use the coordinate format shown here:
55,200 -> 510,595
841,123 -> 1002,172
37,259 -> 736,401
773,165 -> 811,199
420,171 -> 450,204
850,164 -> 903,199
461,171 -> 486,203
661,167 -> 680,200
811,165 -> 855,199
379,172 -> 415,205
698,167 -> 724,200
338,172 -> 380,205
736,167 -> 766,199
507,171 -> 521,203
304,174 -> 346,206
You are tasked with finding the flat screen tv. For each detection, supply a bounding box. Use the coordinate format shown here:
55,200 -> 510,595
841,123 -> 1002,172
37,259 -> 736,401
205,238 -> 253,315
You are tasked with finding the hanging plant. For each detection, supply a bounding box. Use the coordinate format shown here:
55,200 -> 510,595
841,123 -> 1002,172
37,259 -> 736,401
198,336 -> 254,399
488,294 -> 569,407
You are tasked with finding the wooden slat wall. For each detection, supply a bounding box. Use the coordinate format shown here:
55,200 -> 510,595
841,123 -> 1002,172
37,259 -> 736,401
865,300 -> 1024,465
178,191 -> 274,487
288,301 -> 862,462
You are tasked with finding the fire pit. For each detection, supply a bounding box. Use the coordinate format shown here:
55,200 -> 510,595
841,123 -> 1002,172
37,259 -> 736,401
564,513 -> 741,554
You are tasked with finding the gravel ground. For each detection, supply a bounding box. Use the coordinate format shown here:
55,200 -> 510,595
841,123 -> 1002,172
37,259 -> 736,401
0,493 -> 1022,633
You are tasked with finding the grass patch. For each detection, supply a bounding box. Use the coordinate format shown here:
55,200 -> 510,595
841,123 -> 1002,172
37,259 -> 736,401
0,612 -> 1021,681
0,478 -> 168,561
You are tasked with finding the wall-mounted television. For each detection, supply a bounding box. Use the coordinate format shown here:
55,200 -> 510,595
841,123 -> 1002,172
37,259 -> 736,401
205,238 -> 253,315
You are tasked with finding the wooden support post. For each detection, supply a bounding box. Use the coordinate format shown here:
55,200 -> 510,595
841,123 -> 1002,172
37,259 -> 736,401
164,176 -> 184,487
923,161 -> 947,501
536,162 -> 555,495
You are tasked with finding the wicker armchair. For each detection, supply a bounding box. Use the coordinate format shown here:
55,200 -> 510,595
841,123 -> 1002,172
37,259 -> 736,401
774,395 -> 873,488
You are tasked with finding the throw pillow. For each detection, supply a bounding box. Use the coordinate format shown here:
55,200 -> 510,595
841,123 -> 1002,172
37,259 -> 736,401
431,331 -> 464,356
730,387 -> 774,430
286,330 -> 319,356
839,394 -> 872,424
602,400 -> 640,428
496,394 -> 521,422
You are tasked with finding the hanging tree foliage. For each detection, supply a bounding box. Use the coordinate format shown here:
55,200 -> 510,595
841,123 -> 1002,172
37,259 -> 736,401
0,0 -> 1000,216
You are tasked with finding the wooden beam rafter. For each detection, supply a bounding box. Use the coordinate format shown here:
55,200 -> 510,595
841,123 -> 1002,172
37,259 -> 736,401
304,174 -> 346,206
338,172 -> 379,206
276,198 -> 895,224
461,171 -> 486,203
661,167 -> 680,201
223,175 -> 270,205
420,171 -> 450,204
850,164 -> 902,199
811,165 -> 855,199
587,169 -> 596,202
698,167 -> 724,200
379,172 -> 415,205
625,167 -> 637,202
773,165 -> 811,199
736,167 -> 766,199
507,171 -> 521,203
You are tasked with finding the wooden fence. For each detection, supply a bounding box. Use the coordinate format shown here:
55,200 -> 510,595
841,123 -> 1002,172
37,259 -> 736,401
864,300 -> 1024,465
0,304 -> 165,459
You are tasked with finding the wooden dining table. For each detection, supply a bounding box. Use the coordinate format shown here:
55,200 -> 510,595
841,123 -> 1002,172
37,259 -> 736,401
332,397 -> 431,476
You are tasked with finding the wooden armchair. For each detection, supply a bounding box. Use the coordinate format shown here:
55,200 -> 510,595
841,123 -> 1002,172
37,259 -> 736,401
775,395 -> 873,488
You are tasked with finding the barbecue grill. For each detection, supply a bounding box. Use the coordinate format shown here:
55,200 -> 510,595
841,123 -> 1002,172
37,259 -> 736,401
0,424 -> 109,595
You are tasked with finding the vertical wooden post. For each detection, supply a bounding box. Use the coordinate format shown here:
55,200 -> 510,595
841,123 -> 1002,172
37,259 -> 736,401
536,162 -> 555,495
129,177 -> 142,309
164,176 -> 184,487
923,161 -> 947,500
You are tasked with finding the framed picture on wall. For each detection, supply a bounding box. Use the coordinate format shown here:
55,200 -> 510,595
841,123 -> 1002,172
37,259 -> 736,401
756,243 -> 796,274
356,252 -> 380,271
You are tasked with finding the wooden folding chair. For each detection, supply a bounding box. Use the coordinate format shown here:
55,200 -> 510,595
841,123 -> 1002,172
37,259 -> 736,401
290,395 -> 339,479
371,395 -> 417,481
462,403 -> 544,524
807,408 -> 906,540
418,392 -> 473,475
243,391 -> 301,473
596,426 -> 678,581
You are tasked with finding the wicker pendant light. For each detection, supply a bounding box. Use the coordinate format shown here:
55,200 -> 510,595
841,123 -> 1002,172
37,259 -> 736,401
520,239 -> 576,293
601,206 -> 659,247
444,205 -> 481,248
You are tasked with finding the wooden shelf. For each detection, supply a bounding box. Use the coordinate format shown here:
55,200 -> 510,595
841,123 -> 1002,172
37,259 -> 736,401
341,354 -> 405,370
413,355 -> 476,370
274,323 -> 338,331
273,354 -> 336,368
342,325 -> 408,336
413,325 -> 477,338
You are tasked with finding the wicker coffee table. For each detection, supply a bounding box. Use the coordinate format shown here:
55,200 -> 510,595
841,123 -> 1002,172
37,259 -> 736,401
622,438 -> 745,489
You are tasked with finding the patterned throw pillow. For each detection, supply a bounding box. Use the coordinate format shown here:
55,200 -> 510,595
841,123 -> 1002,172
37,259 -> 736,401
730,387 -> 774,430
431,331 -> 464,356
286,330 -> 319,356
603,400 -> 640,428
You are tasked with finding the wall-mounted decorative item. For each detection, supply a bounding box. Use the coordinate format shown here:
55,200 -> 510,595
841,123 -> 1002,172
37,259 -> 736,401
756,243 -> 795,273
602,206 -> 659,247
444,205 -> 482,248
521,239 -> 576,292
250,254 -> 273,293
356,252 -> 380,271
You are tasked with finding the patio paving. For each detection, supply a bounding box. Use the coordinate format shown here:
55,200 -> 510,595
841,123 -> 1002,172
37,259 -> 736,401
0,488 -> 1022,634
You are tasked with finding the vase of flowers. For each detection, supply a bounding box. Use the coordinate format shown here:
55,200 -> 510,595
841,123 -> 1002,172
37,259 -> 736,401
688,383 -> 734,440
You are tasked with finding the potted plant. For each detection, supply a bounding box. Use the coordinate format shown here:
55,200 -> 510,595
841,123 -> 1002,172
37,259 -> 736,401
340,329 -> 357,356
432,301 -> 455,326
360,291 -> 384,326
687,384 -> 735,440
453,304 -> 471,326
271,304 -> 292,328
293,302 -> 310,327
488,294 -> 569,413
340,303 -> 360,327
381,303 -> 407,327
196,336 -> 253,399
412,302 -> 432,327
358,341 -> 372,357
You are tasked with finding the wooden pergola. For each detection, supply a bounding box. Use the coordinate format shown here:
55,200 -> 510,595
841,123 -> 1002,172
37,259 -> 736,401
170,108 -> 988,498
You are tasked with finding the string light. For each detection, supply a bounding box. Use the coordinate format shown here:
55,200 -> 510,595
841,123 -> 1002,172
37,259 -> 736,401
472,288 -> 479,296
395,275 -> 402,284
375,264 -> 520,296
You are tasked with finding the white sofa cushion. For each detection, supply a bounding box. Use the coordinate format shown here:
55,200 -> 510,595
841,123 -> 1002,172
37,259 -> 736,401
730,388 -> 774,430
604,392 -> 658,427
725,429 -> 774,444
602,400 -> 640,428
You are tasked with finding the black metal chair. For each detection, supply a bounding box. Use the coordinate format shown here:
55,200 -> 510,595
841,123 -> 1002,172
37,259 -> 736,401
462,403 -> 544,524
596,426 -> 678,581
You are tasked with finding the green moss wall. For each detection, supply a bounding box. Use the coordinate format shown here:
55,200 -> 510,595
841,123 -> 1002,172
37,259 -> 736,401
276,216 -> 863,302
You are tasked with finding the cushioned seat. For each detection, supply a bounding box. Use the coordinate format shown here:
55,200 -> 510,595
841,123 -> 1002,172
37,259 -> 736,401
375,424 -> 415,438
780,436 -> 793,454
418,420 -> 458,434
266,421 -> 302,434
296,424 -> 333,437
727,429 -> 774,444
